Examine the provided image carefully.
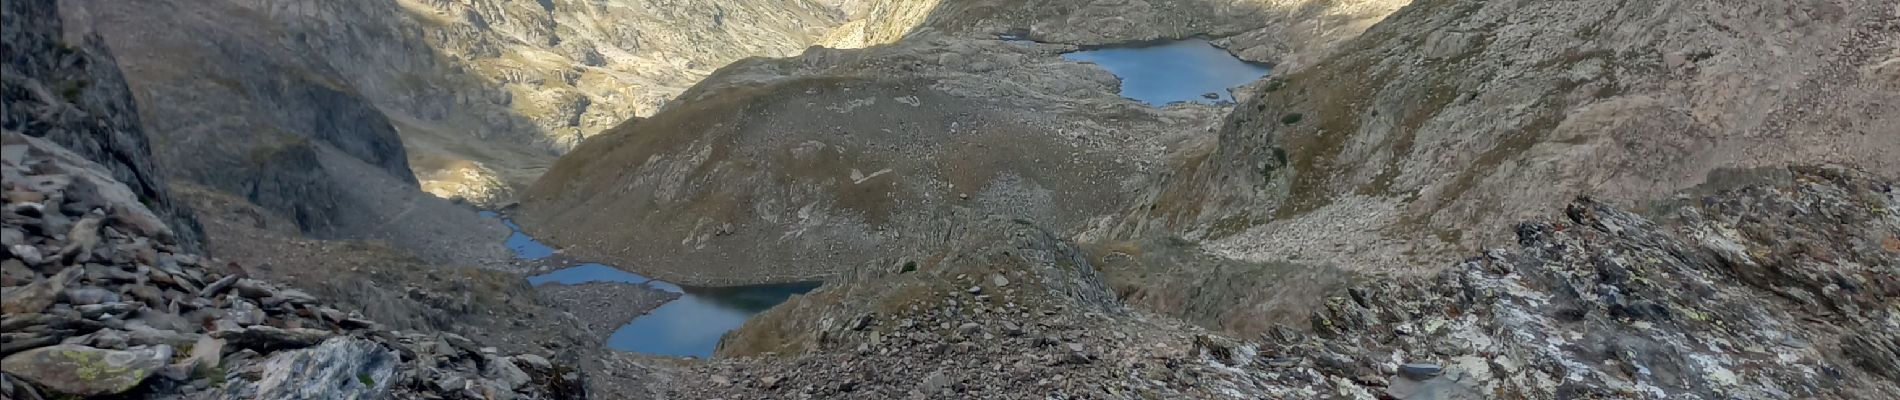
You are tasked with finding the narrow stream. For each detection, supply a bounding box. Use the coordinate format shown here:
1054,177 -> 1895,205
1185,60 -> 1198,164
1060,38 -> 1271,105
481,212 -> 818,358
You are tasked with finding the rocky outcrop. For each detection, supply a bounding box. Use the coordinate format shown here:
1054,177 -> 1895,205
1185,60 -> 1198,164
821,0 -> 1408,69
690,165 -> 1900,399
226,337 -> 396,399
1131,0 -> 1900,275
1251,165 -> 1900,398
170,183 -> 596,355
0,131 -> 583,400
0,0 -> 202,251
403,0 -> 846,149
714,217 -> 1125,357
689,217 -> 1247,398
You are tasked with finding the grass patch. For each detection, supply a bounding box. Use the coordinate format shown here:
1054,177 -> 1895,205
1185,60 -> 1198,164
1279,113 -> 1304,125
1263,78 -> 1288,92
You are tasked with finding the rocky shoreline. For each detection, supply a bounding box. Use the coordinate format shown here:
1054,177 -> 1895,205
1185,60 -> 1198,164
535,282 -> 682,344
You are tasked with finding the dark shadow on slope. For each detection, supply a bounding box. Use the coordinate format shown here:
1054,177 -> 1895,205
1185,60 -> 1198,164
60,0 -> 546,266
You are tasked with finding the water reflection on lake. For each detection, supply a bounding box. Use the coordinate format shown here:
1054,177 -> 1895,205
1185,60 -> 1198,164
1061,39 -> 1271,105
483,211 -> 816,357
606,282 -> 820,356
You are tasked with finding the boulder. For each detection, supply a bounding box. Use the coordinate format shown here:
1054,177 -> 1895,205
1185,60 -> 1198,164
198,275 -> 238,297
187,336 -> 225,376
482,354 -> 532,390
0,259 -> 32,286
244,337 -> 396,400
0,344 -> 172,396
225,299 -> 265,326
2,267 -> 77,314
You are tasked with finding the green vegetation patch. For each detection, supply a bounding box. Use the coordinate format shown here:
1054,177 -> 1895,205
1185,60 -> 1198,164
1278,113 -> 1304,125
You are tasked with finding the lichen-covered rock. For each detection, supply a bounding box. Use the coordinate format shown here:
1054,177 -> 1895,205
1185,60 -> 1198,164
0,344 -> 171,396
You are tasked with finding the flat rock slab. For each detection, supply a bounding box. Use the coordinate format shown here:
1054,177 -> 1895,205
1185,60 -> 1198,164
213,326 -> 335,352
0,344 -> 172,396
535,282 -> 680,344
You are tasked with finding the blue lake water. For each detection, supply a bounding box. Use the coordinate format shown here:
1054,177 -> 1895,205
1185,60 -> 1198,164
608,282 -> 818,355
1061,39 -> 1271,105
480,211 -> 557,259
482,211 -> 817,357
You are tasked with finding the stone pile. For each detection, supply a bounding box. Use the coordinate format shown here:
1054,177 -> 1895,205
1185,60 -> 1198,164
1,133 -> 583,399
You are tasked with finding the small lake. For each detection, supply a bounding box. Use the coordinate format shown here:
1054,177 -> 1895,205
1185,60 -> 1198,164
1061,39 -> 1271,105
480,211 -> 818,358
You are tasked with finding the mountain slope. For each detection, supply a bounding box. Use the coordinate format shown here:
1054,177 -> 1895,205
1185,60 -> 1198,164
1127,0 -> 1900,275
517,38 -> 1196,285
514,0 -> 1414,286
59,0 -> 868,241
692,165 -> 1900,399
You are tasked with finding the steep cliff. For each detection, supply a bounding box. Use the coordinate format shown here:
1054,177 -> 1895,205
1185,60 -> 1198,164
59,0 -> 869,229
400,0 -> 845,149
1,3 -> 594,398
0,0 -> 201,250
61,0 -> 524,266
